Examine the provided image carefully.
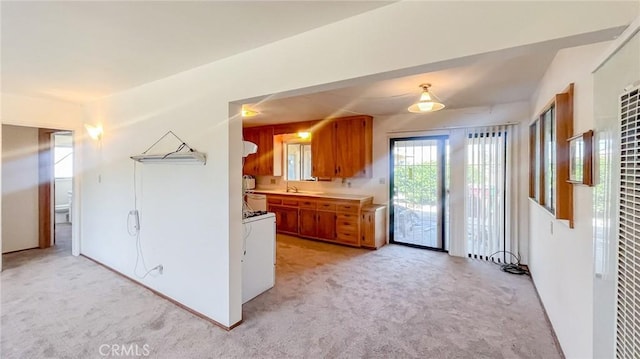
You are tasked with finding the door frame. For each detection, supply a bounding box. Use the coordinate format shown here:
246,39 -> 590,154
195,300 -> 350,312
389,135 -> 448,251
38,128 -> 72,249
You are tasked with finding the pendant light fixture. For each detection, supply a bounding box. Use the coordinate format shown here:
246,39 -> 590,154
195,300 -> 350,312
408,83 -> 445,113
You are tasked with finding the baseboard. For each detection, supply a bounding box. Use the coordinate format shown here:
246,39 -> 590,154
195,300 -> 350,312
529,274 -> 566,359
79,254 -> 243,331
2,246 -> 40,255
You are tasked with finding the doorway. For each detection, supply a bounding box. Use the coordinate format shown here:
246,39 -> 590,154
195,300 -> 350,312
390,136 -> 449,251
52,132 -> 73,250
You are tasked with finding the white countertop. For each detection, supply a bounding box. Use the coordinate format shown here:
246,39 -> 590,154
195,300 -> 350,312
249,189 -> 373,201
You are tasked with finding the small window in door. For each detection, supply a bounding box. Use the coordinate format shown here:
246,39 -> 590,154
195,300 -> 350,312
286,143 -> 313,181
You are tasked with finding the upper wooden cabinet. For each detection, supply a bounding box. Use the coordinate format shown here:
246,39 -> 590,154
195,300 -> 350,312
244,115 -> 373,178
312,115 -> 373,178
310,120 -> 336,178
243,126 -> 274,176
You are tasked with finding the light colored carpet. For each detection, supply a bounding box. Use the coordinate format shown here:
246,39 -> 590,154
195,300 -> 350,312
2,229 -> 562,358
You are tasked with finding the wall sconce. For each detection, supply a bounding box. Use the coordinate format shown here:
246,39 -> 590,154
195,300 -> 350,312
85,124 -> 103,140
297,131 -> 311,139
241,105 -> 259,118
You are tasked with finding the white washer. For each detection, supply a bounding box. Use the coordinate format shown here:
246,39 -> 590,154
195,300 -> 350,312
242,213 -> 276,304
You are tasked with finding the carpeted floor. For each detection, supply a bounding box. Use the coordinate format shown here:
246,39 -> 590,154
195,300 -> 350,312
1,228 -> 562,358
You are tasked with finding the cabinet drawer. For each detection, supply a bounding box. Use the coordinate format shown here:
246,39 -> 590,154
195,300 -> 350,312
282,199 -> 299,207
337,213 -> 358,222
336,221 -> 358,234
336,230 -> 359,244
299,200 -> 316,209
337,203 -> 359,213
267,197 -> 282,205
317,202 -> 336,211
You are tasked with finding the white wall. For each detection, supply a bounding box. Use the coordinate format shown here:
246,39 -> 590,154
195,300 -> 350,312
528,41 -> 612,359
1,125 -> 40,253
592,27 -> 640,358
78,1 -> 637,328
0,93 -> 84,259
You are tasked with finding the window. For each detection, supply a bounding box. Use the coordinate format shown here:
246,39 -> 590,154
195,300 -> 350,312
529,122 -> 540,200
542,106 -> 556,213
286,143 -> 312,181
529,84 -> 574,226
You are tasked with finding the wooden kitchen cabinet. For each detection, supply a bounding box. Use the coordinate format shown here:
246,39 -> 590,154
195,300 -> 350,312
311,115 -> 373,178
265,193 -> 374,248
361,204 -> 387,249
335,116 -> 373,178
316,210 -> 336,241
243,127 -> 274,176
299,209 -> 318,237
269,205 -> 298,235
311,121 -> 336,178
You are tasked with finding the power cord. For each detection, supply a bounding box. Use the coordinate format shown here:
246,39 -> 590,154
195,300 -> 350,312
130,161 -> 163,279
486,250 -> 530,276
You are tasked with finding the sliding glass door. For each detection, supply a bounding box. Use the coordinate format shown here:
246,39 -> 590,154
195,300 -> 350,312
390,136 -> 448,250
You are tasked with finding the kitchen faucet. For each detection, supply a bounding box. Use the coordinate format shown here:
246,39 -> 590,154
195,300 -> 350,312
284,179 -> 298,193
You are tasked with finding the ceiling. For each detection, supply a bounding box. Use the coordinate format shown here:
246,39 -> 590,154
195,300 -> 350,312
243,50 -> 559,125
1,1 -> 625,121
1,1 -> 392,103
242,23 -> 626,127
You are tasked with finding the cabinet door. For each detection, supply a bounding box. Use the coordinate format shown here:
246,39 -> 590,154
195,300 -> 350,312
361,212 -> 375,248
281,207 -> 299,234
335,117 -> 372,178
256,127 -> 274,175
316,211 -> 336,240
311,121 -> 336,178
299,209 -> 317,237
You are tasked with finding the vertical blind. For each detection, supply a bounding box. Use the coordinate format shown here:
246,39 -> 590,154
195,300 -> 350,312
465,125 -> 512,262
616,85 -> 640,358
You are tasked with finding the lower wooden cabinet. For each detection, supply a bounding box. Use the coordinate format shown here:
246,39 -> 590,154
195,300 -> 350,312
316,211 -> 336,241
269,205 -> 298,234
361,204 -> 387,249
299,209 -> 318,237
267,194 -> 380,248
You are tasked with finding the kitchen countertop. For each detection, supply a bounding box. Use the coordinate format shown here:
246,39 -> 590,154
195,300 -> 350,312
249,189 -> 373,201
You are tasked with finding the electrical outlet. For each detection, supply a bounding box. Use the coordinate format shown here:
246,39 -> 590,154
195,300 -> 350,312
157,265 -> 163,275
270,178 -> 276,184
379,178 -> 385,185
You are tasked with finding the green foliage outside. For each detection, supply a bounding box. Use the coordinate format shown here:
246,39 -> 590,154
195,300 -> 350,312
394,164 -> 438,205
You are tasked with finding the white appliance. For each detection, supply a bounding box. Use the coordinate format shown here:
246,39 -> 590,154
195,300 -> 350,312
242,212 -> 276,304
246,193 -> 267,211
243,175 -> 256,190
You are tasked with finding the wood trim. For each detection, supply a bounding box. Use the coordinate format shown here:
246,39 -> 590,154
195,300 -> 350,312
38,129 -> 56,249
582,130 -> 594,187
529,124 -> 535,198
80,254 -> 242,331
555,84 -> 574,227
538,115 -> 546,207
